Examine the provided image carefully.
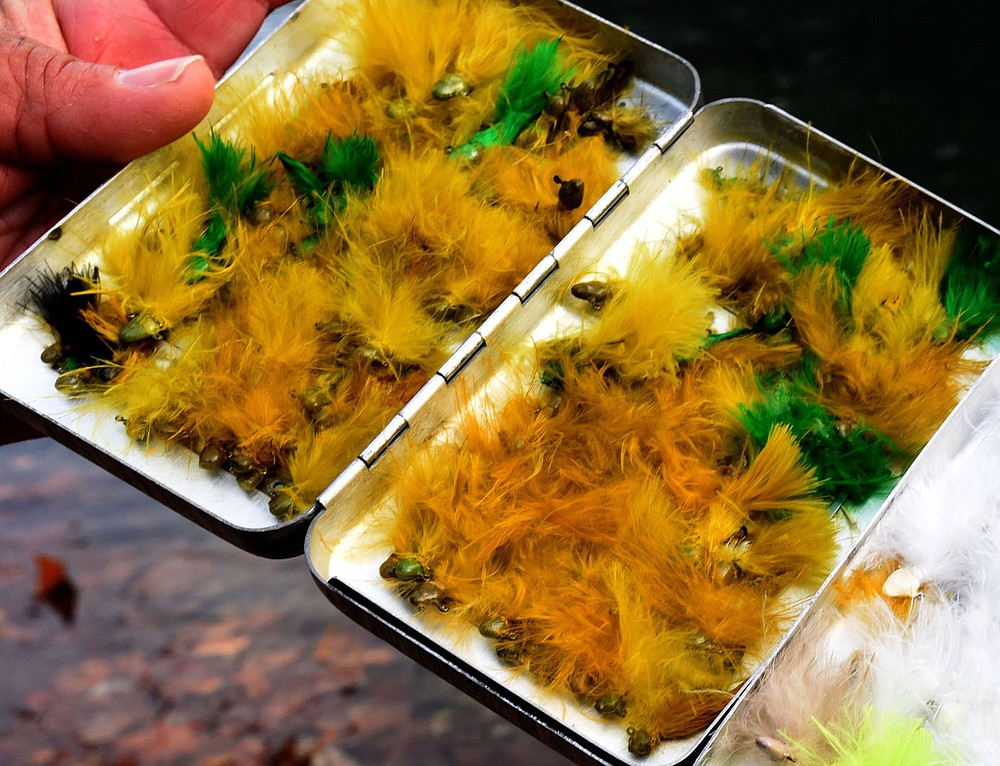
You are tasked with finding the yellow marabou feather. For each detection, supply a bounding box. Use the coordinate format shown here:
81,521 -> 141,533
100,184 -> 228,330
472,137 -> 622,239
336,147 -> 552,312
682,170 -> 798,321
388,309 -> 841,745
49,1 -> 998,753
74,0 -> 657,520
282,387 -> 406,509
850,243 -> 946,351
232,75 -> 371,160
343,0 -> 617,105
574,242 -> 718,380
818,340 -> 980,455
796,170 -> 919,248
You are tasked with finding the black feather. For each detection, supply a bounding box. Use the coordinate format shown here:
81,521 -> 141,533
25,264 -> 112,370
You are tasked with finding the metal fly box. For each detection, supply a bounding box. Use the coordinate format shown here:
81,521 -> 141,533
0,0 -> 698,557
0,1 -> 998,764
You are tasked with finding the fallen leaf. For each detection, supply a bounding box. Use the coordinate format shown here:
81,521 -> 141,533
178,673 -> 224,696
235,662 -> 270,699
55,659 -> 112,693
32,555 -> 77,624
78,710 -> 136,746
117,719 -> 203,758
314,628 -> 395,671
311,744 -> 363,766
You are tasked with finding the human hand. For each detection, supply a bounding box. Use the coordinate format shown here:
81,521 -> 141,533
0,0 -> 290,271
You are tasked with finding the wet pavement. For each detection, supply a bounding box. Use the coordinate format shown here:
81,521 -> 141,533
0,438 -> 574,766
2,2 -> 997,765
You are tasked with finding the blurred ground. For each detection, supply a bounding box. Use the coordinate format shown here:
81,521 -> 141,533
0,438 -> 572,766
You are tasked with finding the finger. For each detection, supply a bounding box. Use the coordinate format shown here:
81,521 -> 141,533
53,0 -> 288,78
0,34 -> 215,165
144,0 -> 292,77
0,0 -> 67,50
0,163 -> 45,269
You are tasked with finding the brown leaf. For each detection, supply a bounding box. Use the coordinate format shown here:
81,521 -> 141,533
235,662 -> 270,699
314,628 -> 395,671
179,673 -> 225,696
33,554 -> 78,624
311,745 -> 363,766
78,710 -> 136,746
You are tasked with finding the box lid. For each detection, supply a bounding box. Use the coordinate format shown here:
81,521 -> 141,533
0,0 -> 701,558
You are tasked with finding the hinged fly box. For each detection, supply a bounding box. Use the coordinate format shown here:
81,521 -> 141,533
0,0 -> 698,557
1,1 -> 998,764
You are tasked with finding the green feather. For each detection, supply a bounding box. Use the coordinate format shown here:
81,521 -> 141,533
189,132 -> 275,274
452,38 -> 566,160
774,217 -> 871,312
193,132 -> 275,216
192,212 -> 227,257
940,231 -> 1000,339
539,359 -> 565,390
280,134 -> 380,230
277,152 -> 326,200
736,369 -> 899,505
319,133 -> 380,192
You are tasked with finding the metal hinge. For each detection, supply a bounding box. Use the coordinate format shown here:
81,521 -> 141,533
437,332 -> 487,384
653,109 -> 695,155
359,414 -> 409,468
584,180 -> 629,228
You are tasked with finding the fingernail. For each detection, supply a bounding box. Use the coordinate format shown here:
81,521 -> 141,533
115,55 -> 204,87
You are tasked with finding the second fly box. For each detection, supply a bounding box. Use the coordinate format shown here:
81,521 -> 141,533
306,97 -> 1000,764
0,0 -> 698,557
693,348 -> 1000,766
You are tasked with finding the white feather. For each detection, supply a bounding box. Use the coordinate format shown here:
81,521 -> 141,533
870,412 -> 1000,588
931,587 -> 1000,764
864,592 -> 962,720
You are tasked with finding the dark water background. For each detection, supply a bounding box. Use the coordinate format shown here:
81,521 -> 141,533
1,2 -> 997,764
582,0 -> 999,227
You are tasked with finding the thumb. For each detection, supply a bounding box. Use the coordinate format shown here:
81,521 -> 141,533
0,35 -> 216,165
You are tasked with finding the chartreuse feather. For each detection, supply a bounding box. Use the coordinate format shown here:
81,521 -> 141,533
451,38 -> 567,160
736,364 -> 899,505
278,133 -> 379,232
804,709 -> 955,766
939,230 -> 1000,339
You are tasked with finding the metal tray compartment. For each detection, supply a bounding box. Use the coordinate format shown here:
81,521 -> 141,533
693,352 -> 1000,766
0,0 -> 698,558
306,98 -> 1000,765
